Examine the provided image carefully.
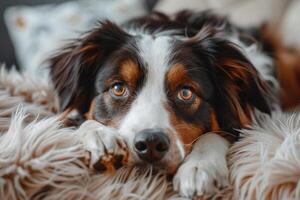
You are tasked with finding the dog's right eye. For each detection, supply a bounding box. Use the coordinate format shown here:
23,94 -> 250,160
177,87 -> 195,102
109,82 -> 128,98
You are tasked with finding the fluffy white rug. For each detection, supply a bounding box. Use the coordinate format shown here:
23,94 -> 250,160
0,66 -> 299,200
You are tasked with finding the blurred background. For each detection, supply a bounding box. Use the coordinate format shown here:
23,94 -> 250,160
0,0 -> 299,71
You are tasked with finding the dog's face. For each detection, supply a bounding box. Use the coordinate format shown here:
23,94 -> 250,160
50,16 -> 271,173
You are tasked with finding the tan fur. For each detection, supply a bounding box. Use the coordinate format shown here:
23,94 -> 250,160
167,106 -> 204,153
85,98 -> 96,120
119,59 -> 141,88
226,86 -> 252,125
166,63 -> 188,90
1,66 -> 300,200
220,59 -> 254,81
166,63 -> 201,93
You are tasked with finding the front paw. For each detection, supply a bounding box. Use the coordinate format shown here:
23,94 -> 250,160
76,120 -> 129,172
173,160 -> 229,198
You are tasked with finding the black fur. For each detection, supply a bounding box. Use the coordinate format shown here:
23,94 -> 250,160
49,11 -> 274,137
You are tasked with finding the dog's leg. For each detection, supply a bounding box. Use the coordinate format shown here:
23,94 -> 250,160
75,120 -> 129,172
173,133 -> 230,198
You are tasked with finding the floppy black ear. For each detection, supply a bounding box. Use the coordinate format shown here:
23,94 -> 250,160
49,21 -> 130,114
211,40 -> 273,130
213,40 -> 272,110
189,30 -> 273,131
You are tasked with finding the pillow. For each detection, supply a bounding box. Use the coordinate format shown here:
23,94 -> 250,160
282,0 -> 300,47
154,0 -> 287,27
4,0 -> 146,72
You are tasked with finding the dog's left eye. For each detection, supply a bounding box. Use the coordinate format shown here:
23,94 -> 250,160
110,82 -> 128,98
178,87 -> 194,102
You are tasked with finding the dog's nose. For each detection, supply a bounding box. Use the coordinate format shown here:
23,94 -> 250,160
134,129 -> 170,162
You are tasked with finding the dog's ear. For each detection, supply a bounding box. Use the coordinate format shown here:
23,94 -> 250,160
49,21 -> 130,114
189,31 -> 273,131
212,40 -> 272,130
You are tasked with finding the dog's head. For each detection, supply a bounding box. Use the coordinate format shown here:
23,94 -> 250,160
49,12 -> 272,173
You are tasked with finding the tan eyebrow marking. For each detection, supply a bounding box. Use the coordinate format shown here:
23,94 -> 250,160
166,63 -> 188,91
119,59 -> 141,87
166,63 -> 202,93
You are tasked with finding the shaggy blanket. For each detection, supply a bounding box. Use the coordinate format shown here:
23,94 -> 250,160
0,67 -> 299,200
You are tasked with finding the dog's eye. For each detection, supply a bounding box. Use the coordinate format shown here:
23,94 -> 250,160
178,87 -> 194,101
110,82 -> 127,97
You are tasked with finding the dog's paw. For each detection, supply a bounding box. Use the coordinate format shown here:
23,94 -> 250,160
173,159 -> 229,198
76,120 -> 129,172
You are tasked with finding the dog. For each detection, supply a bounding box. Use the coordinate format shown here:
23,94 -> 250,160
49,11 -> 300,198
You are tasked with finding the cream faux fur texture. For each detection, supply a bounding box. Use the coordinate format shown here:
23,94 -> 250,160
0,66 -> 299,200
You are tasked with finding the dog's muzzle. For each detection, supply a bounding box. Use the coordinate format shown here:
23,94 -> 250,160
133,129 -> 170,163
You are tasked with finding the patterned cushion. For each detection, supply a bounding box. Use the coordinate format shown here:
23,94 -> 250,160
4,0 -> 146,72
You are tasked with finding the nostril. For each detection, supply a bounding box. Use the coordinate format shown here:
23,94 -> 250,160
135,141 -> 147,152
156,141 -> 169,152
134,130 -> 170,162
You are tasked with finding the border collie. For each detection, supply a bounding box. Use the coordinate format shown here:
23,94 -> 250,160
49,11 -> 300,198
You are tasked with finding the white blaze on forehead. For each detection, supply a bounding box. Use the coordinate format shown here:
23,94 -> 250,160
118,35 -> 173,140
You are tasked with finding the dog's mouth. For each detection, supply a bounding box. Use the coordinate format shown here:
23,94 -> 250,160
119,129 -> 184,174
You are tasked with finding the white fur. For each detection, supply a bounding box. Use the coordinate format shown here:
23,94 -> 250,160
0,65 -> 57,132
117,35 -> 185,154
229,111 -> 300,200
0,108 -> 88,199
76,120 -> 127,168
173,133 -> 230,198
1,67 -> 300,199
0,108 -> 177,200
126,26 -> 182,38
116,34 -> 188,165
176,138 -> 185,160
